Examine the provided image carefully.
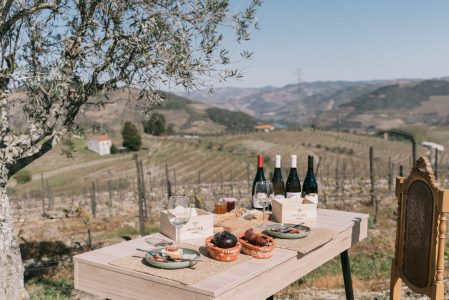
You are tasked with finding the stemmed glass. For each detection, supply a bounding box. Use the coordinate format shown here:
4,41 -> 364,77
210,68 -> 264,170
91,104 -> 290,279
167,196 -> 192,249
254,181 -> 274,225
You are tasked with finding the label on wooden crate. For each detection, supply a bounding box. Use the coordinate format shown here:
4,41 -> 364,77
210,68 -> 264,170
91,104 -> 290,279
183,220 -> 209,235
160,208 -> 214,241
272,198 -> 317,223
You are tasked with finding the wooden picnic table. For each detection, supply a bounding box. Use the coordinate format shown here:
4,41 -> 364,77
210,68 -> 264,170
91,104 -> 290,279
74,209 -> 368,300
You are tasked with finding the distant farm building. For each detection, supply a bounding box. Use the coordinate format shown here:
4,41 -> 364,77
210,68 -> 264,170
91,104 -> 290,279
422,141 -> 444,152
255,124 -> 274,132
87,135 -> 112,156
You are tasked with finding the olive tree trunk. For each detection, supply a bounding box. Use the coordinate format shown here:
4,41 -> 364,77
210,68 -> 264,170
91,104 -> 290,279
0,181 -> 27,299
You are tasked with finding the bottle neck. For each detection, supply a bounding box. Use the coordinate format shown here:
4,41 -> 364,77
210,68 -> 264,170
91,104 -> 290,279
307,156 -> 314,171
275,155 -> 281,168
289,168 -> 298,177
290,156 -> 297,169
257,155 -> 264,168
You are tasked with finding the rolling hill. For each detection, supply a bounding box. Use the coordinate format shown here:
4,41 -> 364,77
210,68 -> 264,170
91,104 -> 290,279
6,89 -> 258,138
187,78 -> 449,130
341,79 -> 449,112
184,79 -> 410,126
327,79 -> 449,129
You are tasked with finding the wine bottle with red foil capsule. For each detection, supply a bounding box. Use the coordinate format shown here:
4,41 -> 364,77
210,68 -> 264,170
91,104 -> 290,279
251,154 -> 266,209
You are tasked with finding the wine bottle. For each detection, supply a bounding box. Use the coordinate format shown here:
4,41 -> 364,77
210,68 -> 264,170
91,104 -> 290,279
302,155 -> 318,197
272,155 -> 284,196
252,154 -> 266,209
285,155 -> 301,199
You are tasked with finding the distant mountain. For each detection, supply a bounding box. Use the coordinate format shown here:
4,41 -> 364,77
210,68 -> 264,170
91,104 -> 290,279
323,79 -> 449,129
182,77 -> 449,130
273,82 -> 386,124
342,79 -> 449,111
184,79 -> 404,125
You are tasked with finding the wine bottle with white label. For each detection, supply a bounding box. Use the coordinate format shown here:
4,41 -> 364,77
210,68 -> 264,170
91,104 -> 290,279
285,155 -> 301,199
302,155 -> 318,199
252,154 -> 266,209
272,155 -> 284,197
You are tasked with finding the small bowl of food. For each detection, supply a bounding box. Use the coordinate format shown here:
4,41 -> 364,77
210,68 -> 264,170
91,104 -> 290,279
238,228 -> 275,259
205,231 -> 241,262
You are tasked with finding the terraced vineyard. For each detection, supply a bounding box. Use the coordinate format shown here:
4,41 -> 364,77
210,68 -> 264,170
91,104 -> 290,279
13,128 -> 440,196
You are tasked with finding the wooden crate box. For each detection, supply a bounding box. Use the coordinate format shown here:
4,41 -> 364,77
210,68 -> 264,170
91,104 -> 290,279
272,198 -> 317,224
160,208 -> 214,241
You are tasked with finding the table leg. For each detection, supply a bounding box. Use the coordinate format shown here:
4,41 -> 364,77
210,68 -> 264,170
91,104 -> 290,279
340,250 -> 354,300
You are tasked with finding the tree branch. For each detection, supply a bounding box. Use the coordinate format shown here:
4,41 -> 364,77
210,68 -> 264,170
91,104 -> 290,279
7,130 -> 64,178
0,2 -> 57,35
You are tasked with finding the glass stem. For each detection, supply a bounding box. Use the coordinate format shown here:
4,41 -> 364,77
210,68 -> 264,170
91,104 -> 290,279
263,205 -> 266,224
176,226 -> 181,249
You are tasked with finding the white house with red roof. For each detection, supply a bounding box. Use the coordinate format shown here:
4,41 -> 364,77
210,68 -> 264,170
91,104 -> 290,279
87,135 -> 112,155
254,124 -> 275,132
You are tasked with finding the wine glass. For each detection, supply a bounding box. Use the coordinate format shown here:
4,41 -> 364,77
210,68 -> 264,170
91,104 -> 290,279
254,181 -> 273,225
167,196 -> 192,249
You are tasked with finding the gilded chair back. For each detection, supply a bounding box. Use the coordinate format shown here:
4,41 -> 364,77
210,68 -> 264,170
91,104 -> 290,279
390,157 -> 449,299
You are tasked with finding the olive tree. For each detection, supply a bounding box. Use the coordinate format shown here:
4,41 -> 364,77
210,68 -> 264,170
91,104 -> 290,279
0,0 -> 261,298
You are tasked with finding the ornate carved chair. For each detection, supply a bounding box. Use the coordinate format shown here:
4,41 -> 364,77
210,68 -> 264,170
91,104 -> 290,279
390,157 -> 449,299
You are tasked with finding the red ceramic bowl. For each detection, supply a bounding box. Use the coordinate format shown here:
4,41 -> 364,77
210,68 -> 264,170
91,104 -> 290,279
238,232 -> 275,259
205,236 -> 242,262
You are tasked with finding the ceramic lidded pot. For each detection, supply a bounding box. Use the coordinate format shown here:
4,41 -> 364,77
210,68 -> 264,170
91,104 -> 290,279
205,236 -> 241,262
238,232 -> 275,259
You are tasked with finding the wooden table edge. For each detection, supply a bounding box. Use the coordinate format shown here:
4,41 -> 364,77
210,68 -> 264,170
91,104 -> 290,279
73,255 -> 217,297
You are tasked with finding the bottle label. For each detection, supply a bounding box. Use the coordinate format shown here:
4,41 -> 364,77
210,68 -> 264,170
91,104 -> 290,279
286,192 -> 303,203
274,194 -> 285,201
304,193 -> 318,204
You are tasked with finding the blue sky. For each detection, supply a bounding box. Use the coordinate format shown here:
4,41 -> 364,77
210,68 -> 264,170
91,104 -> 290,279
223,0 -> 449,88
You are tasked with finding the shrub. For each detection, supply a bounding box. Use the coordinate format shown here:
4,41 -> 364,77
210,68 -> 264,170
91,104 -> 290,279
166,123 -> 175,135
143,112 -> 166,136
110,144 -> 118,154
15,170 -> 32,184
122,121 -> 142,151
206,107 -> 257,132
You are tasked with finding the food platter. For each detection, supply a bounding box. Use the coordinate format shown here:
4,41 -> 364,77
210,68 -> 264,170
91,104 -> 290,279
144,248 -> 201,269
265,223 -> 310,239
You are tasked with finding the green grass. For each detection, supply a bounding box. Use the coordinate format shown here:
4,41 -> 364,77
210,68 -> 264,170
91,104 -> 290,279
71,137 -> 92,155
307,250 -> 392,283
27,277 -> 73,300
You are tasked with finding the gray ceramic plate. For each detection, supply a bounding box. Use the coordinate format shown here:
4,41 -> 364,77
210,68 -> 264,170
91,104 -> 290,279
265,224 -> 311,239
144,248 -> 200,269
